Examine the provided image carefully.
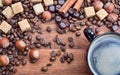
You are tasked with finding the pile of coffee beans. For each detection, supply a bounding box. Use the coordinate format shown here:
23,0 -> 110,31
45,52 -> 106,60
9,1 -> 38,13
0,0 -> 120,74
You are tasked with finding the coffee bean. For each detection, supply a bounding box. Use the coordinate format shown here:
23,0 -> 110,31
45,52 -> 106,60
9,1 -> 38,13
60,46 -> 66,52
76,32 -> 81,37
50,51 -> 57,57
60,57 -> 65,63
79,15 -> 84,20
112,25 -> 119,31
23,51 -> 28,56
58,0 -> 65,5
56,50 -> 61,56
80,22 -> 85,26
58,21 -> 67,29
36,43 -> 41,48
22,60 -> 27,65
63,52 -> 68,60
49,5 -> 55,13
46,63 -> 52,67
68,37 -> 73,42
41,66 -> 48,72
36,35 -> 41,40
69,42 -> 74,48
67,58 -> 72,64
68,53 -> 74,60
15,61 -> 20,66
56,27 -> 66,34
55,16 -> 62,23
68,8 -> 74,15
73,12 -> 79,18
56,5 -> 61,11
30,59 -> 37,63
27,35 -> 32,41
46,26 -> 51,32
50,56 -> 56,62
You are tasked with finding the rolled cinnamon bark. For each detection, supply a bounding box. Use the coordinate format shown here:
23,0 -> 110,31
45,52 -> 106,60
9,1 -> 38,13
59,0 -> 77,14
73,0 -> 83,11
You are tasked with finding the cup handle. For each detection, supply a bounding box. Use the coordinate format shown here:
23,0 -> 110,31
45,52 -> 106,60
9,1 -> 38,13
84,28 -> 97,42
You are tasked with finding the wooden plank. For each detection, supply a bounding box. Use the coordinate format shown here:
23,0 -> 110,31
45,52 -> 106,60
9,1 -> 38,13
15,49 -> 92,75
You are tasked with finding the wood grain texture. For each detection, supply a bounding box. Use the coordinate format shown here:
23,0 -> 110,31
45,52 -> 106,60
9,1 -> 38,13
15,20 -> 112,75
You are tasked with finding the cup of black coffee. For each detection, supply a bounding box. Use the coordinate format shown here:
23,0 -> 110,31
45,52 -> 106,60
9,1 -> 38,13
84,28 -> 120,75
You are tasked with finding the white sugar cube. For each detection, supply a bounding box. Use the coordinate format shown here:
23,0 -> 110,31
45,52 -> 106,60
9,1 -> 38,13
31,0 -> 42,2
0,21 -> 12,33
11,2 -> 24,14
84,7 -> 95,18
96,9 -> 108,20
18,19 -> 31,32
33,3 -> 44,15
43,0 -> 54,6
0,0 -> 3,7
2,6 -> 14,19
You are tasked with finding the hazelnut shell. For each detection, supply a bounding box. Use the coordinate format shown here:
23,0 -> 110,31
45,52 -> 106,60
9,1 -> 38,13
107,13 -> 118,23
93,1 -> 103,11
42,11 -> 52,21
15,40 -> 26,51
2,0 -> 12,6
0,55 -> 9,66
29,49 -> 40,59
0,38 -> 10,48
104,2 -> 115,13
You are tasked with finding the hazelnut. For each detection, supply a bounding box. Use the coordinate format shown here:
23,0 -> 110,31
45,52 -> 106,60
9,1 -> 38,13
29,49 -> 40,59
15,40 -> 26,51
0,37 -> 10,48
2,0 -> 12,6
0,55 -> 9,66
42,11 -> 52,21
104,2 -> 115,13
107,13 -> 118,23
93,1 -> 103,11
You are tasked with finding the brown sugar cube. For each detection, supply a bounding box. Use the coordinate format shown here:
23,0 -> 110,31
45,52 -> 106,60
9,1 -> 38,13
33,3 -> 44,15
96,9 -> 108,20
2,6 -> 14,19
84,7 -> 95,18
11,2 -> 24,14
0,21 -> 12,33
43,0 -> 54,6
0,0 -> 3,7
31,0 -> 42,2
18,19 -> 31,32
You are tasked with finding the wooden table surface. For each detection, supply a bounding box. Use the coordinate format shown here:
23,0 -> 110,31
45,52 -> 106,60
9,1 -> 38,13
15,20 -> 116,75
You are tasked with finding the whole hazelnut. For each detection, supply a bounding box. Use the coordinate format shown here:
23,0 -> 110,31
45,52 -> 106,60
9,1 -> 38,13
29,49 -> 40,59
42,11 -> 52,21
93,1 -> 103,11
0,55 -> 9,66
15,40 -> 26,51
2,0 -> 12,6
107,13 -> 118,23
0,37 -> 10,48
104,2 -> 115,13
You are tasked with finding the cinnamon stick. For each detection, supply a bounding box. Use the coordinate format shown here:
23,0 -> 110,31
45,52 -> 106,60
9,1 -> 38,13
59,0 -> 77,14
73,0 -> 83,11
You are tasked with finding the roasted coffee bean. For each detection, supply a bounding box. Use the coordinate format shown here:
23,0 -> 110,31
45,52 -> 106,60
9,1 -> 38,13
56,27 -> 66,34
67,58 -> 72,64
73,12 -> 79,18
56,5 -> 61,11
23,51 -> 28,56
68,8 -> 74,15
55,16 -> 62,23
49,5 -> 55,13
68,53 -> 74,60
12,68 -> 17,73
69,42 -> 74,48
36,35 -> 41,40
36,44 -> 41,48
88,17 -> 94,22
50,51 -> 57,57
60,46 -> 66,52
15,61 -> 20,66
92,20 -> 97,24
68,37 -> 73,42
41,66 -> 48,72
50,56 -> 56,62
112,25 -> 119,31
58,0 -> 65,5
56,50 -> 61,56
27,35 -> 32,41
30,59 -> 37,63
22,60 -> 27,65
60,57 -> 65,63
80,22 -> 85,26
76,32 -> 81,37
79,15 -> 84,20
62,13 -> 69,18
63,52 -> 68,60
17,55 -> 24,60
46,26 -> 52,32
46,63 -> 52,67
59,21 -> 67,29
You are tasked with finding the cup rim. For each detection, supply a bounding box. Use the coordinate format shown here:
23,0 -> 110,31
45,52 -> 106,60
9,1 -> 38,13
87,32 -> 120,75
